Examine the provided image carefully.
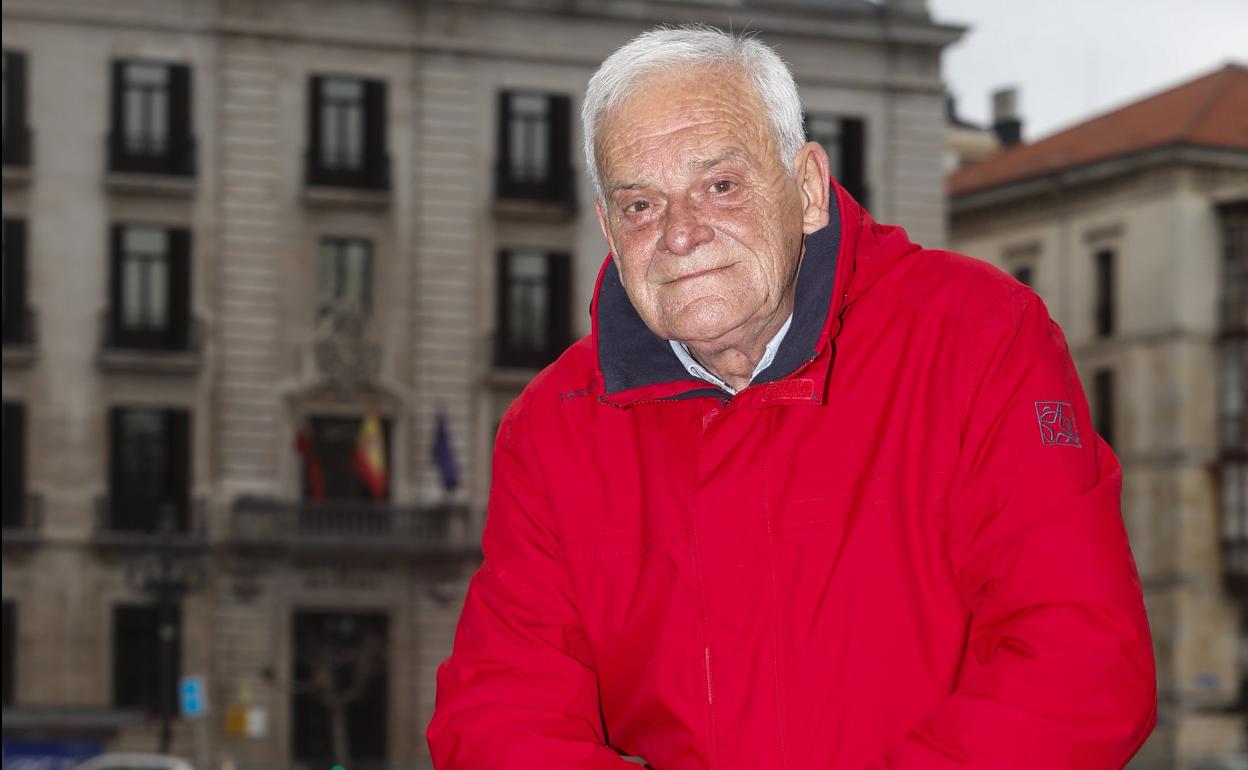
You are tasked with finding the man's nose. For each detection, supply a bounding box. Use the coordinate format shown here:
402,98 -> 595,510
660,195 -> 714,255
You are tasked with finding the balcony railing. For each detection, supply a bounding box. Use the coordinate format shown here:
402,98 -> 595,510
2,307 -> 37,348
3,126 -> 32,168
99,310 -> 201,354
493,162 -> 574,208
107,134 -> 196,177
2,493 -> 44,546
304,149 -> 390,191
93,496 -> 207,548
231,496 -> 472,556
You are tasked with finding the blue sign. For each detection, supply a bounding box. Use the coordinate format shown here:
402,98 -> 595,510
179,675 -> 207,718
2,740 -> 101,770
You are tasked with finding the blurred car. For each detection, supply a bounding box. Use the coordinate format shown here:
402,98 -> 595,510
70,754 -> 197,770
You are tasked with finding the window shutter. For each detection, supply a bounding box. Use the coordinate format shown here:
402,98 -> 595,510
3,219 -> 27,336
839,117 -> 867,209
109,225 -> 125,344
549,94 -> 572,203
168,64 -> 193,175
168,228 -> 191,349
307,76 -> 324,182
548,252 -> 572,352
364,79 -> 388,189
165,409 -> 191,532
495,250 -> 513,365
497,91 -> 512,194
3,402 -> 25,529
109,61 -> 126,169
107,407 -> 124,531
5,52 -> 29,164
360,240 -> 374,312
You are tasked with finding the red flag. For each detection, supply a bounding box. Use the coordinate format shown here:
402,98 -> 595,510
295,425 -> 325,500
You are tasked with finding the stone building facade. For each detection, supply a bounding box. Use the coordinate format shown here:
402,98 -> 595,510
949,64 -> 1248,770
2,1 -> 961,768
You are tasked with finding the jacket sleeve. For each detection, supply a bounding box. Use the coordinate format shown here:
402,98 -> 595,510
866,287 -> 1157,769
426,400 -> 630,769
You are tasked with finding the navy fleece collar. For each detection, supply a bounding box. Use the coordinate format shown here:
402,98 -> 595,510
596,201 -> 842,398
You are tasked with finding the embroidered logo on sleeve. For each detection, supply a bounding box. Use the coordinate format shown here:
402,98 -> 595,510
1034,401 -> 1082,447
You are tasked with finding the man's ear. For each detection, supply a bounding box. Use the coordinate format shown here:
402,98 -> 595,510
794,141 -> 831,234
595,197 -> 620,260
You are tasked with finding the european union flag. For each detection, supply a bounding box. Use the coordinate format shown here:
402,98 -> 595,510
432,408 -> 460,493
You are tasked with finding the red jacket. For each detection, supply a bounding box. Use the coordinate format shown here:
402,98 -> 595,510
428,186 -> 1157,768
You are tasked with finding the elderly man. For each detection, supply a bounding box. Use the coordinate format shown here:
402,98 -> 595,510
428,25 -> 1156,769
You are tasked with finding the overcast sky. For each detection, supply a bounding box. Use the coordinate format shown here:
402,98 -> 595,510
928,0 -> 1248,141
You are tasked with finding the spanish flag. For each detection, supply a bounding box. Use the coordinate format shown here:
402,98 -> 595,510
353,409 -> 387,499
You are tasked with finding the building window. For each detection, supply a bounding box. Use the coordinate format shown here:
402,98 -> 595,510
495,249 -> 571,369
3,51 -> 30,167
3,218 -> 32,346
805,113 -> 867,209
1225,463 -> 1248,574
1093,368 -> 1116,448
108,225 -> 191,351
1224,339 -> 1248,452
112,604 -> 180,714
1222,201 -> 1247,331
1012,264 -> 1033,287
2,402 -> 24,530
496,91 -> 572,204
2,601 -> 13,706
302,416 -> 391,501
1094,248 -> 1116,337
306,75 -> 388,189
109,60 -> 193,176
318,237 -> 372,315
108,407 -> 190,532
292,611 -> 388,768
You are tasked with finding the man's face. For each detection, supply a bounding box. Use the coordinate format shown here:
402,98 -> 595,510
594,66 -> 828,349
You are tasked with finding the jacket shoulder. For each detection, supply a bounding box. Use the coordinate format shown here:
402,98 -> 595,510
891,247 -> 1036,326
499,335 -> 598,431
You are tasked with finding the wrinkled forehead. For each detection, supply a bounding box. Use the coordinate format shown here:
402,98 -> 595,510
594,65 -> 778,184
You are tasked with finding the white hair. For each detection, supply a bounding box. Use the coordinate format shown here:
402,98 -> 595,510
582,24 -> 806,201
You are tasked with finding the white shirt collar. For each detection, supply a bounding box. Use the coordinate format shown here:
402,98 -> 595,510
668,314 -> 794,396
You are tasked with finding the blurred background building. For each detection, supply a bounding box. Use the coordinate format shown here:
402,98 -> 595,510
950,64 -> 1248,769
1,1 -> 961,769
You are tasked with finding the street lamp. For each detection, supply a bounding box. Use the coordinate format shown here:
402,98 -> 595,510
124,502 -> 207,754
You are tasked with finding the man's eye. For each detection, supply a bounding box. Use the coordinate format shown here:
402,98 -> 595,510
626,200 -> 651,213
710,179 -> 735,193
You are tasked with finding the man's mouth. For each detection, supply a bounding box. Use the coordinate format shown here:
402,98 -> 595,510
667,264 -> 732,284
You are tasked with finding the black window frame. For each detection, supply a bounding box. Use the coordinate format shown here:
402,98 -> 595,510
3,50 -> 31,168
107,406 -> 191,533
804,112 -> 867,210
495,91 -> 573,205
1221,201 -> 1248,333
317,235 -> 374,316
1094,248 -> 1116,338
112,603 -> 181,714
2,601 -> 14,706
494,249 -> 571,370
1222,339 -> 1248,453
107,223 -> 191,352
306,75 -> 389,190
3,217 -> 32,346
108,59 -> 194,177
1093,368 -> 1116,449
3,401 -> 25,531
